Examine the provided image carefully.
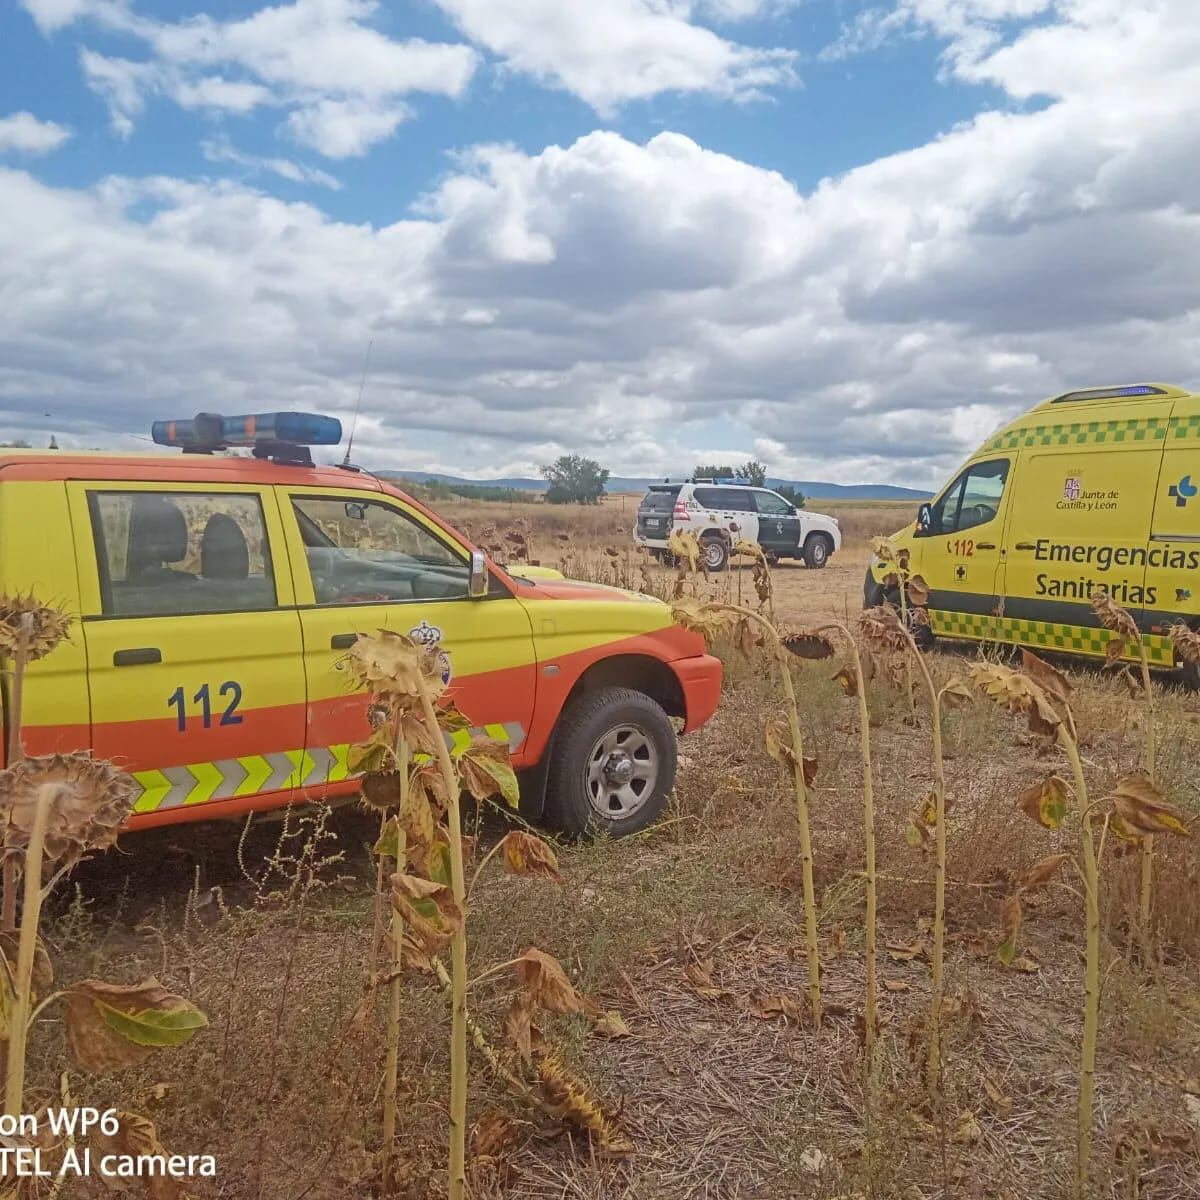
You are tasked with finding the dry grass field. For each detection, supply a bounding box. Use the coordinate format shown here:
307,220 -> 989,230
28,494 -> 1200,1200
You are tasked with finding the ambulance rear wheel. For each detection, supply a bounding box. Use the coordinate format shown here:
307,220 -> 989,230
545,687 -> 677,838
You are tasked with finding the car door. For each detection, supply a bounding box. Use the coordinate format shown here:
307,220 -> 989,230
1148,432 -> 1200,652
277,488 -> 537,772
752,490 -> 802,557
1000,445 -> 1159,647
912,458 -> 1012,639
68,482 -> 308,822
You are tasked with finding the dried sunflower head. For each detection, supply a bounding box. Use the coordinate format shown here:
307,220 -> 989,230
967,662 -> 1061,736
1169,622 -> 1200,666
1090,590 -> 1139,641
343,630 -> 446,707
0,595 -> 72,662
858,604 -> 909,652
0,754 -> 137,866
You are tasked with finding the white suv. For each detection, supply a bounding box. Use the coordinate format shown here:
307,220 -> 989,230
634,480 -> 842,571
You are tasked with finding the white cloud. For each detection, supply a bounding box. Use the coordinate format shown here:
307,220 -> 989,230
5,1 -> 1200,487
79,51 -> 154,137
23,0 -> 477,154
172,76 -> 272,113
0,112 -> 72,154
285,98 -> 410,159
431,0 -> 797,113
201,136 -> 341,189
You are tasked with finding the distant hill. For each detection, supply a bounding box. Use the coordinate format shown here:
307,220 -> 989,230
382,469 -> 930,502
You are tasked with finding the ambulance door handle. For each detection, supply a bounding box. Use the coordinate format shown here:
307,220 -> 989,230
330,633 -> 357,649
976,542 -> 996,550
113,647 -> 161,667
1014,541 -> 1036,550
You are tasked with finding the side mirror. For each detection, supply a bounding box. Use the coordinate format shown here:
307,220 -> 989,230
916,503 -> 933,536
787,504 -> 798,515
469,549 -> 489,599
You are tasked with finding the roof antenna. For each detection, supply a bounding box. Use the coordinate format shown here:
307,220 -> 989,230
343,338 -> 373,467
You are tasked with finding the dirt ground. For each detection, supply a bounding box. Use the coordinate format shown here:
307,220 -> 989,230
29,498 -> 1200,1200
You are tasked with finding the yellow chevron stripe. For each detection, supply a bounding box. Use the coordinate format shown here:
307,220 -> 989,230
329,743 -> 349,782
185,761 -> 223,806
132,768 -> 171,814
237,754 -> 272,797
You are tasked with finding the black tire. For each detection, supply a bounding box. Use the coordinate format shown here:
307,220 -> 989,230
882,585 -> 936,650
700,534 -> 729,572
544,687 -> 678,838
803,533 -> 832,569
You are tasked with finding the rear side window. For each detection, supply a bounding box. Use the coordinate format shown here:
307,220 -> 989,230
693,487 -> 754,511
90,492 -> 276,617
639,488 -> 680,512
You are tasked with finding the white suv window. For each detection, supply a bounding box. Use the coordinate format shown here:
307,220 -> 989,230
693,487 -> 755,511
754,491 -> 792,515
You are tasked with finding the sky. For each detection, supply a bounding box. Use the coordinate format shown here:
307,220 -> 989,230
1,1 -> 1197,488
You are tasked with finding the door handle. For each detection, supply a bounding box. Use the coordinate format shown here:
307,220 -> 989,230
330,633 -> 357,650
1014,541 -> 1036,550
113,647 -> 161,666
976,542 -> 996,550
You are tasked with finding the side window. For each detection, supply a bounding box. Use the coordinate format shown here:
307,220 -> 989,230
754,491 -> 791,516
930,459 -> 1010,534
291,495 -> 468,605
695,487 -> 754,512
91,492 -> 276,617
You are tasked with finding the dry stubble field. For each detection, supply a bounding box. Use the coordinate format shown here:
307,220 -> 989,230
33,496 -> 1200,1200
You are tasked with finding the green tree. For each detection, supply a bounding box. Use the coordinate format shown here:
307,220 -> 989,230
693,460 -> 767,487
775,483 -> 806,509
541,455 -> 610,505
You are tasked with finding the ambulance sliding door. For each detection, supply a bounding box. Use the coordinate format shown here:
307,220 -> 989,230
1000,445 -> 1162,639
1147,423 -> 1200,631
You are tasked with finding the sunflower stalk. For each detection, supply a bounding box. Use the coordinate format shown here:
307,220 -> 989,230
416,674 -> 471,1200
381,735 -> 408,1193
710,601 -> 821,1024
4,783 -> 55,1115
1058,726 -> 1100,1200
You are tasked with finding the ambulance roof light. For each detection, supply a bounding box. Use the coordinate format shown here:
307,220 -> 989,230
151,411 -> 343,462
1051,385 -> 1168,403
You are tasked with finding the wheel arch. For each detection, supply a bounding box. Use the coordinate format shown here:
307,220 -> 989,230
516,654 -> 686,820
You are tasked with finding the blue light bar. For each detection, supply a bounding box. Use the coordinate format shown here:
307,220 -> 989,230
1052,385 -> 1167,404
713,476 -> 752,486
152,411 -> 343,449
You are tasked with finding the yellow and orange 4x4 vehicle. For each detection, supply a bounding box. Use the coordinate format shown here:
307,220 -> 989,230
1,412 -> 722,837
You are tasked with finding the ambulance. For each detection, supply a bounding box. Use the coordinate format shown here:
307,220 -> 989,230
865,383 -> 1200,684
0,412 -> 722,837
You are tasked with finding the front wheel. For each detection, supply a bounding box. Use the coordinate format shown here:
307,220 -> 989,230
803,533 -> 832,569
544,687 -> 678,837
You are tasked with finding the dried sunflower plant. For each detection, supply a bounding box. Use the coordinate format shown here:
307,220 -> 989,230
0,598 -> 206,1177
860,602 -> 968,1099
967,650 -> 1190,1199
344,630 -> 627,1196
1091,589 -> 1159,946
670,596 -> 824,1024
0,595 -> 73,931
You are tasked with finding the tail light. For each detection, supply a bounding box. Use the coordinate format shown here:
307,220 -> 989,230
672,500 -> 690,521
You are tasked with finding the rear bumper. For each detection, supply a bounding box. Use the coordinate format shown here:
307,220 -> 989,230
672,652 -> 724,733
